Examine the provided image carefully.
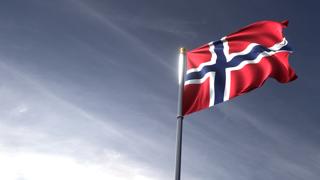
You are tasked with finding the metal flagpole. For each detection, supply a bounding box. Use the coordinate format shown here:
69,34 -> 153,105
175,47 -> 186,180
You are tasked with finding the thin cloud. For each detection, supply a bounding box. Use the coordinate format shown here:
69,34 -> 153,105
0,60 -> 171,179
71,0 -> 174,71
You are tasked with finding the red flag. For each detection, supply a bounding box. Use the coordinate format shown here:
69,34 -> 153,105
183,20 -> 297,116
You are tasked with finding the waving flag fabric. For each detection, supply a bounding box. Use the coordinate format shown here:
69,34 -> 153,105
182,20 -> 297,116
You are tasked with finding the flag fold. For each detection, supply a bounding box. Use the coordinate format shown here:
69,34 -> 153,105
183,20 -> 297,116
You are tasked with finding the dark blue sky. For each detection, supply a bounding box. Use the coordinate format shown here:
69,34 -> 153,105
0,0 -> 319,179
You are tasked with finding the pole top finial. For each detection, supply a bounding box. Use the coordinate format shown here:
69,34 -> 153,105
179,47 -> 186,54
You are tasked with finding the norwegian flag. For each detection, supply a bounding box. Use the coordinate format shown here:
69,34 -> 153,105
182,20 -> 297,116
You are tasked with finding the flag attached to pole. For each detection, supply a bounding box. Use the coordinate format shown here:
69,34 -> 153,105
182,20 -> 297,116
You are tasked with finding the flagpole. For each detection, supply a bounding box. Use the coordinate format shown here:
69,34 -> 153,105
175,47 -> 186,180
